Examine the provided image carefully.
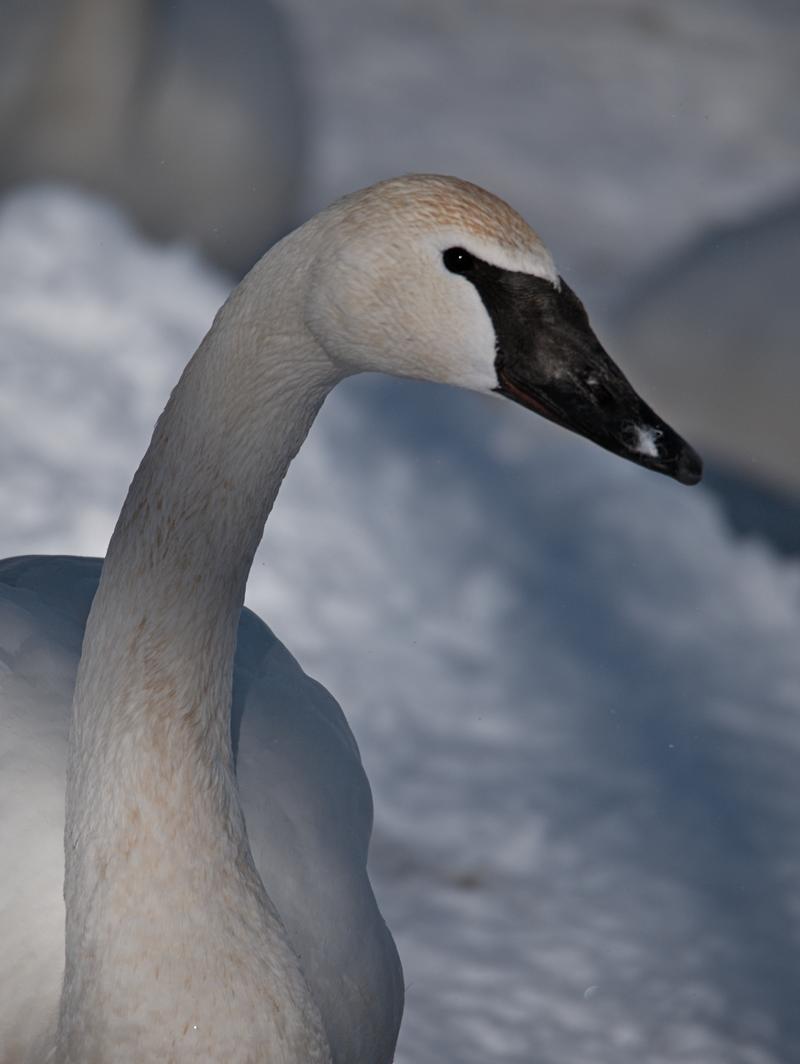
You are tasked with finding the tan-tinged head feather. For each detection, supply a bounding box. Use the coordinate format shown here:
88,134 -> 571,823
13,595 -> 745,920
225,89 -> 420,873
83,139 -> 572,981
326,174 -> 557,281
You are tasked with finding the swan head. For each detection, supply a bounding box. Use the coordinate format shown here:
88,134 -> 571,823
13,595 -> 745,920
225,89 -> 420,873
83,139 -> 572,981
305,174 -> 702,485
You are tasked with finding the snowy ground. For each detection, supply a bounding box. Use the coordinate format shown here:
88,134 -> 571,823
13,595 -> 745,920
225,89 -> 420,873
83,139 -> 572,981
2,184 -> 800,1064
3,0 -> 800,1060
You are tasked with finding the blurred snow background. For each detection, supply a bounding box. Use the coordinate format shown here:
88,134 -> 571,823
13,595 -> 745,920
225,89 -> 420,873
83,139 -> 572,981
2,1 -> 800,1062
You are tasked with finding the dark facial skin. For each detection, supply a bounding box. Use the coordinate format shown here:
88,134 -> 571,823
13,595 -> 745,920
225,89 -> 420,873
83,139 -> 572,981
442,247 -> 702,486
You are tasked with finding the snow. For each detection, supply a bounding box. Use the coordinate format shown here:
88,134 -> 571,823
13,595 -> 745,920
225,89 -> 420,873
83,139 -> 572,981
2,182 -> 800,1063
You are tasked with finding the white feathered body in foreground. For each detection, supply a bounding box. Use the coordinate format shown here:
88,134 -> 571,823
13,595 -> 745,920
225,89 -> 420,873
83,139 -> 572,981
1,556 -> 398,1064
0,175 -> 700,1062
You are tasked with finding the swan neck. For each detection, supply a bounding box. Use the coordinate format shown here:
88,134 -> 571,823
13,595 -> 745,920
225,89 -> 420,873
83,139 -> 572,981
59,242 -> 338,1058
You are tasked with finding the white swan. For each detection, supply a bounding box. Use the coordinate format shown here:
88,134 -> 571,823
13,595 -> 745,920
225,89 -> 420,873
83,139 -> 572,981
0,174 -> 701,1063
0,0 -> 302,271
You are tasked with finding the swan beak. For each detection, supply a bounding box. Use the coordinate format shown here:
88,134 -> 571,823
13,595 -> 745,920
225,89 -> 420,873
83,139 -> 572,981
490,279 -> 702,486
495,358 -> 703,486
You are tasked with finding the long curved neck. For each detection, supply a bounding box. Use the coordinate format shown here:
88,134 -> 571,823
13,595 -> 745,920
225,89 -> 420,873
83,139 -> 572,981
59,238 -> 340,1061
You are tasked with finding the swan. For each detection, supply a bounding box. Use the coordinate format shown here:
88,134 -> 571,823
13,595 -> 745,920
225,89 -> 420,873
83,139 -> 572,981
0,174 -> 701,1063
0,0 -> 302,271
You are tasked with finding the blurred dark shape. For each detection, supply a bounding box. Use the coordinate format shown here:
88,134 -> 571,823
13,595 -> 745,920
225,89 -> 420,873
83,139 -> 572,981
701,462 -> 800,557
612,196 -> 800,502
0,0 -> 305,273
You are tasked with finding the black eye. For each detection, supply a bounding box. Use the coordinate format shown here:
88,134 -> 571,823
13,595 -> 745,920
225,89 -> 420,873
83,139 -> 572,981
443,247 -> 476,275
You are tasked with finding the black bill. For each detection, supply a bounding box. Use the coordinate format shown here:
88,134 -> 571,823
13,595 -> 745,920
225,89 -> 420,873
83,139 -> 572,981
445,247 -> 702,486
494,341 -> 703,487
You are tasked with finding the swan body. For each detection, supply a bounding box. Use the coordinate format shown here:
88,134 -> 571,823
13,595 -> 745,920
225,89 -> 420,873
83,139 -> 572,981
0,0 -> 303,270
0,555 -> 399,1063
0,174 -> 700,1062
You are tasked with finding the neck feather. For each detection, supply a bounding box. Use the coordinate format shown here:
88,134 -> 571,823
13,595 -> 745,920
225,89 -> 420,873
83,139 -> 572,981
59,238 -> 340,1060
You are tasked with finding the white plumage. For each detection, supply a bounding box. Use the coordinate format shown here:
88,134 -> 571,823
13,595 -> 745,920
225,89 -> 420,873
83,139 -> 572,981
0,554 -> 401,1062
